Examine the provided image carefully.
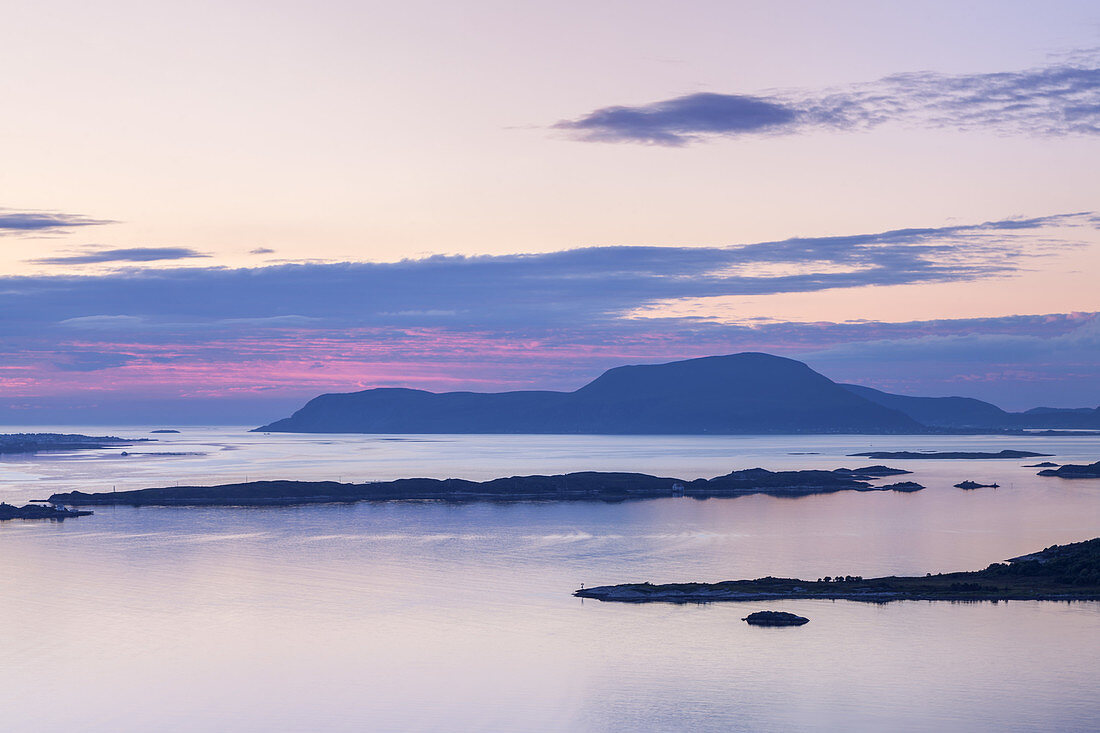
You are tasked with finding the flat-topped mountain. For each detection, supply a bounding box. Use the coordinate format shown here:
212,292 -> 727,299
257,353 -> 924,435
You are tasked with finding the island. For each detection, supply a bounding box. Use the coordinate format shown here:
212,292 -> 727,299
1024,462 -> 1059,468
879,481 -> 924,492
1038,461 -> 1100,479
954,480 -> 999,489
0,433 -> 149,455
574,538 -> 1100,603
150,429 -> 181,434
742,611 -> 809,626
46,466 -> 916,507
849,449 -> 1050,460
0,503 -> 93,520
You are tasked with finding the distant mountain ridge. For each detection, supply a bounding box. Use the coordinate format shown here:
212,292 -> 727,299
842,384 -> 1100,429
257,352 -> 1100,435
841,384 -> 1012,428
258,353 -> 922,434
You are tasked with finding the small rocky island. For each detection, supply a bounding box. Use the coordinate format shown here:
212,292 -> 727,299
0,433 -> 148,455
0,503 -> 93,520
879,481 -> 924,492
46,466 -> 915,506
849,449 -> 1050,460
574,538 -> 1100,603
954,480 -> 999,489
1038,461 -> 1100,479
742,611 -> 809,626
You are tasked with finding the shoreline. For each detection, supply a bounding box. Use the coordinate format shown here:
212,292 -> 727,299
574,538 -> 1100,604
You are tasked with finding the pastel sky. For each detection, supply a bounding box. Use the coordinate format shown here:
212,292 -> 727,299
2,0 -> 1099,423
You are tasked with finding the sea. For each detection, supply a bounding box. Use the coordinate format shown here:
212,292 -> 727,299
1,426 -> 1098,732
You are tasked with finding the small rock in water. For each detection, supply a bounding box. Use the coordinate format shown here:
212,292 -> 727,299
742,611 -> 809,626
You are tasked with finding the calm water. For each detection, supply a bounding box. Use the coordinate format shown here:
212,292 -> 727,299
1,427 -> 1098,732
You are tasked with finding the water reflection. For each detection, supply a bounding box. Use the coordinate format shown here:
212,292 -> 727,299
0,429 -> 1097,731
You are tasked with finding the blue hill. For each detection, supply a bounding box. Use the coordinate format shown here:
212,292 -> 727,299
257,353 -> 924,434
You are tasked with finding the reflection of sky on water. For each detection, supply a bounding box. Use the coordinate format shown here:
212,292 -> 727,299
0,429 -> 1097,731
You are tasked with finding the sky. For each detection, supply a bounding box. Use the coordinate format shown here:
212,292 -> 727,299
2,0 -> 1099,423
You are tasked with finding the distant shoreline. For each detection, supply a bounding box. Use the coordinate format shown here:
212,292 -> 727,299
0,432 -> 149,455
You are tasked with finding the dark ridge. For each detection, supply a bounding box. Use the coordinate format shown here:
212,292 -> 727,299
844,385 -> 1100,430
842,384 -> 1010,428
1014,406 -> 1100,428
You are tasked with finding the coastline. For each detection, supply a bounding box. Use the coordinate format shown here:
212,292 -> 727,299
574,538 -> 1100,604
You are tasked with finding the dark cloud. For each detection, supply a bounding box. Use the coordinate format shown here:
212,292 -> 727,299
556,55 -> 1100,145
557,93 -> 799,145
31,247 -> 209,265
250,247 -> 276,255
0,209 -> 113,233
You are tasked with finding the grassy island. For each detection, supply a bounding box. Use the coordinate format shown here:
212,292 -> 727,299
575,538 -> 1100,603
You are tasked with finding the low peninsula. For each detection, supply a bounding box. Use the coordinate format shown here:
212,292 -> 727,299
574,538 -> 1100,603
0,433 -> 148,455
1038,461 -> 1100,478
46,466 -> 915,506
849,449 -> 1050,460
0,503 -> 93,520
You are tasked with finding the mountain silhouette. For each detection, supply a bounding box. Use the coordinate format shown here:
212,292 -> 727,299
844,384 -> 1100,429
257,353 -> 923,434
842,384 -> 1011,428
